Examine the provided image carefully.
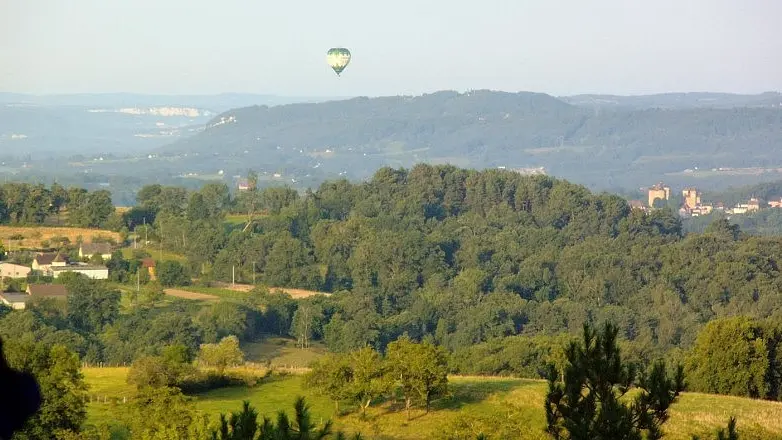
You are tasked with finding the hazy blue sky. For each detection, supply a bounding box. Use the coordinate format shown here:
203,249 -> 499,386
2,0 -> 781,97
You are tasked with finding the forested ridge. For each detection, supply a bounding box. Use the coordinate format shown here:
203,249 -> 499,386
196,164 -> 781,356
5,165 -> 781,376
157,90 -> 782,191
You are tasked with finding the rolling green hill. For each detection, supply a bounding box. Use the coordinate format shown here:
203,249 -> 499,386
4,90 -> 782,203
155,90 -> 782,192
560,91 -> 782,109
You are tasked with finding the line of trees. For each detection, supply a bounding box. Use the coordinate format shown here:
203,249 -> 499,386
305,337 -> 449,420
0,182 -> 115,228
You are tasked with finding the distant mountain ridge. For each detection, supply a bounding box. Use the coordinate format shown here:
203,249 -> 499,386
3,89 -> 782,200
154,89 -> 782,191
560,91 -> 782,109
3,90 -> 779,112
0,93 -> 344,157
0,92 -> 342,113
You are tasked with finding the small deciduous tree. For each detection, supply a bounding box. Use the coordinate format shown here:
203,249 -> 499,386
305,353 -> 354,412
291,302 -> 324,349
686,317 -> 773,399
123,386 -> 211,440
385,336 -> 449,419
157,260 -> 191,287
349,347 -> 390,416
127,356 -> 177,389
127,345 -> 196,390
305,347 -> 390,416
197,335 -> 244,374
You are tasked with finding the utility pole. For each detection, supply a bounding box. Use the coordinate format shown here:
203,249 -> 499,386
159,223 -> 163,261
136,268 -> 140,292
252,261 -> 256,285
232,265 -> 235,287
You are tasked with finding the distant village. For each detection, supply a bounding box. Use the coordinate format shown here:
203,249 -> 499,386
629,182 -> 782,218
0,242 -> 156,311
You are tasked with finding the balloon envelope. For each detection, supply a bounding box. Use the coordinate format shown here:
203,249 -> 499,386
327,48 -> 351,76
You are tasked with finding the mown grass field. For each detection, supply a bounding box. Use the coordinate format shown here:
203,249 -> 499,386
174,285 -> 250,301
120,247 -> 188,263
82,367 -> 782,440
241,337 -> 328,368
0,225 -> 121,249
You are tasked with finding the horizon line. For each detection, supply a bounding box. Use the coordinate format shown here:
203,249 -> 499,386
1,89 -> 781,99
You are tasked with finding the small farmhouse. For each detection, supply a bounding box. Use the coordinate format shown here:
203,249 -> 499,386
141,258 -> 157,281
50,265 -> 109,280
0,292 -> 30,310
79,243 -> 114,261
26,283 -> 69,298
1,284 -> 70,310
0,262 -> 32,279
32,252 -> 68,272
33,253 -> 55,271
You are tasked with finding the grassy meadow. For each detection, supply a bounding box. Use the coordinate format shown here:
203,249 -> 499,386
120,246 -> 188,264
82,367 -> 782,440
241,338 -> 329,368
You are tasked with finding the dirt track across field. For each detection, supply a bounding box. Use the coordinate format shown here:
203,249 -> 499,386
211,282 -> 330,299
164,289 -> 219,301
271,287 -> 331,299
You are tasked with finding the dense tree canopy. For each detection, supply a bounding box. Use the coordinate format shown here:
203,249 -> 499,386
686,317 -> 782,400
4,165 -> 782,406
0,183 -> 115,227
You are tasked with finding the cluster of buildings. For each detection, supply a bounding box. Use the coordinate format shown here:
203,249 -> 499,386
630,182 -> 776,218
0,242 -> 115,310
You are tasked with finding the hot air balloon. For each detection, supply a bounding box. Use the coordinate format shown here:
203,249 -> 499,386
326,48 -> 351,76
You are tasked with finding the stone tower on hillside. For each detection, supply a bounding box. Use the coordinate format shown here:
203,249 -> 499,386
647,182 -> 671,208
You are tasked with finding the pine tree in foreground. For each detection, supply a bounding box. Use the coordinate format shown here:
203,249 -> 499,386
691,417 -> 739,440
544,322 -> 685,440
211,396 -> 362,440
